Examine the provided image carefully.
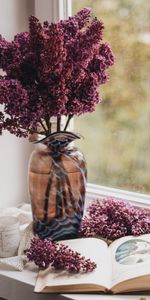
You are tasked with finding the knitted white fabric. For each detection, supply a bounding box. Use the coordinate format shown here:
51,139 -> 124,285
0,205 -> 34,271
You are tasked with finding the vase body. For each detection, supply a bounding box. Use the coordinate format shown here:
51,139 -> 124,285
28,132 -> 87,240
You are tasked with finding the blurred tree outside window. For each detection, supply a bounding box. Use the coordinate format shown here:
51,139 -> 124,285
72,0 -> 150,194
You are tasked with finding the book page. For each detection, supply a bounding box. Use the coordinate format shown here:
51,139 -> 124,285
109,234 -> 150,287
35,237 -> 112,292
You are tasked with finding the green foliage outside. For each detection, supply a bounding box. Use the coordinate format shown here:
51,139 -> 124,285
73,0 -> 150,194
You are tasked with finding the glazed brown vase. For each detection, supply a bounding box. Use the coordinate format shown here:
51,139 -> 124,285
28,131 -> 87,240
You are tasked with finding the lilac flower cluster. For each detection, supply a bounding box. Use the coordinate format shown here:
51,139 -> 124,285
0,8 -> 115,137
80,197 -> 150,240
25,237 -> 96,273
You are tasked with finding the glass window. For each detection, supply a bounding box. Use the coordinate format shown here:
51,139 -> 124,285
72,0 -> 150,194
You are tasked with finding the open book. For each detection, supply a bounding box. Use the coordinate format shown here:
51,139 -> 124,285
35,234 -> 150,294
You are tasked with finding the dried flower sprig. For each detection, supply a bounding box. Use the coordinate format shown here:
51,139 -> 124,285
80,197 -> 150,241
25,237 -> 96,273
0,8 -> 115,137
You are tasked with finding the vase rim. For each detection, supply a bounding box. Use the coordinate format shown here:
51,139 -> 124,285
34,131 -> 81,145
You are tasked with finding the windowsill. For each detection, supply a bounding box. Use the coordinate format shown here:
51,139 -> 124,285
0,191 -> 150,300
0,266 -> 149,300
86,183 -> 150,209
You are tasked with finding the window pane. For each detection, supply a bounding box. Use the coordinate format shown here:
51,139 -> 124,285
72,0 -> 150,194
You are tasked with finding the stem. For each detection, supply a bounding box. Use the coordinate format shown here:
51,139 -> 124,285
49,122 -> 51,133
45,115 -> 51,134
57,116 -> 61,131
39,120 -> 48,134
55,173 -> 63,218
43,169 -> 53,222
59,160 -> 76,212
64,115 -> 73,131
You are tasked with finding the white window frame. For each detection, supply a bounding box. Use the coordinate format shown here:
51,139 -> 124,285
35,0 -> 72,22
35,0 -> 150,208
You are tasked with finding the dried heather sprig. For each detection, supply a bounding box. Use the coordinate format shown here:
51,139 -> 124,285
80,197 -> 150,241
25,237 -> 96,273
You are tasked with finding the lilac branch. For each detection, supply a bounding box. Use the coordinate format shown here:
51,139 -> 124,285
0,9 -> 115,138
25,237 -> 96,273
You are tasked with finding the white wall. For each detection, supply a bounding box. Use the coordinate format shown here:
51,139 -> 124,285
0,0 -> 34,208
0,0 -> 71,208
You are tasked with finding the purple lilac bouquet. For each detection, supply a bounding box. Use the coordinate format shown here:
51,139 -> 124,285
0,8 -> 115,138
25,237 -> 96,273
80,197 -> 150,241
